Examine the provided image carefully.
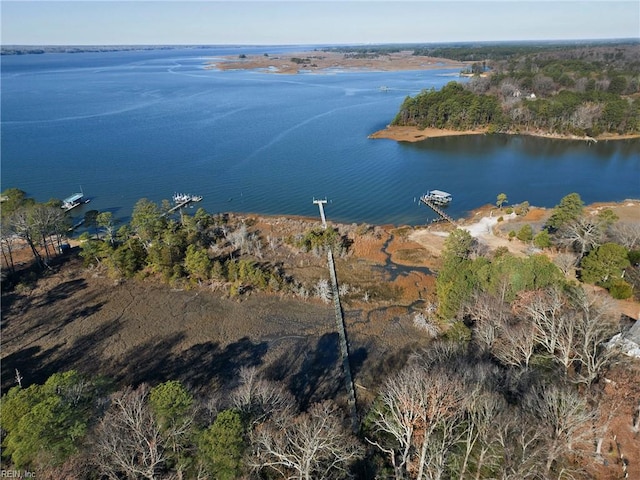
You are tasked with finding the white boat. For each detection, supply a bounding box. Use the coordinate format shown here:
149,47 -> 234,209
422,190 -> 452,205
172,193 -> 203,204
61,192 -> 84,211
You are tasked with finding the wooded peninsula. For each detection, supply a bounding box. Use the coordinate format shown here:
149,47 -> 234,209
371,41 -> 640,140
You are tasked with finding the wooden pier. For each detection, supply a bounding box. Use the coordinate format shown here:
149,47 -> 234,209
327,248 -> 359,432
313,198 -> 358,432
166,194 -> 202,215
420,195 -> 456,225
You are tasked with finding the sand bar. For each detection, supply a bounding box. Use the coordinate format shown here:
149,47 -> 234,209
369,125 -> 488,142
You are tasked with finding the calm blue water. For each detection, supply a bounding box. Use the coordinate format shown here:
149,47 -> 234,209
2,47 -> 639,226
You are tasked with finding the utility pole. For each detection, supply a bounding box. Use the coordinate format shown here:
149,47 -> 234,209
313,198 -> 327,229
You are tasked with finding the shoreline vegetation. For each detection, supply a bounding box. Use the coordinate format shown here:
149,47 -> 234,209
383,43 -> 640,142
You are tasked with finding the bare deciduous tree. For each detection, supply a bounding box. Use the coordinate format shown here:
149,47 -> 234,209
513,288 -> 576,372
557,217 -> 605,258
499,79 -> 520,99
513,287 -> 619,383
513,288 -> 565,354
569,289 -> 619,385
200,390 -> 224,426
570,102 -> 603,130
227,222 -> 263,256
92,385 -> 165,480
525,384 -> 598,476
464,291 -> 511,353
455,390 -> 506,480
367,363 -> 464,480
532,74 -> 555,96
413,312 -> 439,338
466,76 -> 490,94
251,401 -> 363,480
609,221 -> 640,250
314,278 -> 332,304
494,408 -> 547,480
231,366 -> 296,426
491,319 -> 537,369
554,252 -> 579,275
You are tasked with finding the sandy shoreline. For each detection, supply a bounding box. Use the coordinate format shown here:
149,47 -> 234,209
369,125 -> 640,143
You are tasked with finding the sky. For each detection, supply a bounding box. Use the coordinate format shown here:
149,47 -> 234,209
1,1 -> 639,46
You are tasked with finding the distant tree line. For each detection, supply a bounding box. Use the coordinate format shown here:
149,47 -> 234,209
413,41 -> 640,65
323,45 -> 405,55
1,45 -> 213,55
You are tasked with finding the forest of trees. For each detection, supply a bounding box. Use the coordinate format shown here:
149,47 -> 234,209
3,332 -> 636,479
391,42 -> 640,137
2,188 -> 640,478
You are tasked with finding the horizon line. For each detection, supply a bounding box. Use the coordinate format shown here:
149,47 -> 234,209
3,37 -> 639,48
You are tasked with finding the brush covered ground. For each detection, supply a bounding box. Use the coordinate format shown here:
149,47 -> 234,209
1,214 -> 438,406
2,203 -> 639,479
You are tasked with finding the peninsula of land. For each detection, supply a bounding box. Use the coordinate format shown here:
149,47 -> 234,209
209,49 -> 468,74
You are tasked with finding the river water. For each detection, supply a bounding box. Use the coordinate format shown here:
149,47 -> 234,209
2,47 -> 638,226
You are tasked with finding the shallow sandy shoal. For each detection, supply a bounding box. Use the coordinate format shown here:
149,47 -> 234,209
369,125 -> 487,142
